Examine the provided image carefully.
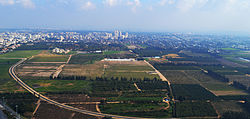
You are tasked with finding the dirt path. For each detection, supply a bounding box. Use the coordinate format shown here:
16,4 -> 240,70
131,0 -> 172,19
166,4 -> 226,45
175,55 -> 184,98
66,55 -> 72,64
52,55 -> 72,78
144,60 -> 175,101
134,83 -> 142,91
32,99 -> 41,116
52,64 -> 65,78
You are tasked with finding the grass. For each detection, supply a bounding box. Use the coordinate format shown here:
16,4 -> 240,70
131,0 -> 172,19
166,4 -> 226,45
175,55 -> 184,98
0,59 -> 20,64
221,48 -> 239,51
0,64 -> 12,79
0,59 -> 23,93
29,55 -> 69,62
0,50 -> 41,58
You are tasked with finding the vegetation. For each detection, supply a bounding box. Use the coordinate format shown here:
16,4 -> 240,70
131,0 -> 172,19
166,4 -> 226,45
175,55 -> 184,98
0,50 -> 41,58
172,84 -> 217,100
175,101 -> 217,117
29,55 -> 69,62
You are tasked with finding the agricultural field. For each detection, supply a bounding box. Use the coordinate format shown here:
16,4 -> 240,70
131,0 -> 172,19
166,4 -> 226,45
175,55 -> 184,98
0,59 -> 22,93
175,101 -> 218,117
172,84 -> 217,100
96,80 -> 172,118
62,59 -> 159,80
219,49 -> 250,67
212,101 -> 247,116
183,70 -> 247,96
0,50 -> 41,58
100,103 -> 172,118
16,51 -> 70,79
103,60 -> 159,79
160,70 -> 198,84
23,80 -> 92,93
28,50 -> 69,63
69,54 -> 104,64
33,94 -> 99,119
226,75 -> 250,89
16,63 -> 62,79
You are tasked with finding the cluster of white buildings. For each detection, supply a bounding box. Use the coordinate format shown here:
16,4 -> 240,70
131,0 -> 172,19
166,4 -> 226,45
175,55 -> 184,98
52,47 -> 70,54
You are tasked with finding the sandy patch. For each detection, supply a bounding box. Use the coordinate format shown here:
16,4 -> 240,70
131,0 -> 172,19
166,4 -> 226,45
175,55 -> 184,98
163,54 -> 182,58
67,83 -> 74,86
39,83 -> 51,87
211,90 -> 248,96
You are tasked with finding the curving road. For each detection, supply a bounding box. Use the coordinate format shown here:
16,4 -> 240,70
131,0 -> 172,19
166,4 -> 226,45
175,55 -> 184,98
9,58 -> 148,119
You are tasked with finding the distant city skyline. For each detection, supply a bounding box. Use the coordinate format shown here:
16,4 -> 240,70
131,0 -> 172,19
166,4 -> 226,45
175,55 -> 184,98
0,0 -> 250,32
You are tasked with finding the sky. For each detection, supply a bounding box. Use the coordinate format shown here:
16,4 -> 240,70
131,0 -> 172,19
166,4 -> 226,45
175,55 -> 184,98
0,0 -> 250,32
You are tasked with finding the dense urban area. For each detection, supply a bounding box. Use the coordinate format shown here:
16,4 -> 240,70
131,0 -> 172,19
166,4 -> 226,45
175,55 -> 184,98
0,30 -> 250,119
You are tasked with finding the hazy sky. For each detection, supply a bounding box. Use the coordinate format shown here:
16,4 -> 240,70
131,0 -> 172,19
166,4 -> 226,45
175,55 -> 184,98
0,0 -> 250,32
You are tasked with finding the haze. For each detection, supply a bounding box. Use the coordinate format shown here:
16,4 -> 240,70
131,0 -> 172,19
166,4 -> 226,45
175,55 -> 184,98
0,0 -> 250,32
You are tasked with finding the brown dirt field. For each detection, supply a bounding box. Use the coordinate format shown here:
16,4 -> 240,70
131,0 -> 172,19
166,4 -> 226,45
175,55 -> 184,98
211,90 -> 248,96
163,54 -> 182,58
22,66 -> 57,69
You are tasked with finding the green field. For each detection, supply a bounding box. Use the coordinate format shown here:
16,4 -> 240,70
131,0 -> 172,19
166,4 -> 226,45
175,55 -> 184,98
0,80 -> 21,92
100,103 -> 172,118
103,51 -> 125,55
29,55 -> 69,62
24,80 -> 91,93
0,64 -> 12,79
104,72 -> 159,80
0,59 -> 21,92
0,50 -> 41,58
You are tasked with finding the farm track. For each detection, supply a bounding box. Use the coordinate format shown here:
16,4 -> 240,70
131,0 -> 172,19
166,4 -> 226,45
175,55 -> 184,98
144,60 -> 174,101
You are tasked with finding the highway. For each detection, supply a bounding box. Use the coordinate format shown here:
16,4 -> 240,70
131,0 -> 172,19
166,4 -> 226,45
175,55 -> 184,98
9,58 -> 148,119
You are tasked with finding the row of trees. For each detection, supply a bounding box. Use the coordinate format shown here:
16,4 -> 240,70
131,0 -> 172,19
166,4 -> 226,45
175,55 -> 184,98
50,75 -> 160,82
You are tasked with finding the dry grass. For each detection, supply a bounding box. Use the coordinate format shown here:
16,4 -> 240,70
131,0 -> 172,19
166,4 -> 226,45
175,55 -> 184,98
163,54 -> 182,58
101,60 -> 148,66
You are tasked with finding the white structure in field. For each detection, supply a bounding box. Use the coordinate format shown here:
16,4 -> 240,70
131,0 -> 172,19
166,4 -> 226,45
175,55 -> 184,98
103,58 -> 135,61
52,47 -> 70,54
